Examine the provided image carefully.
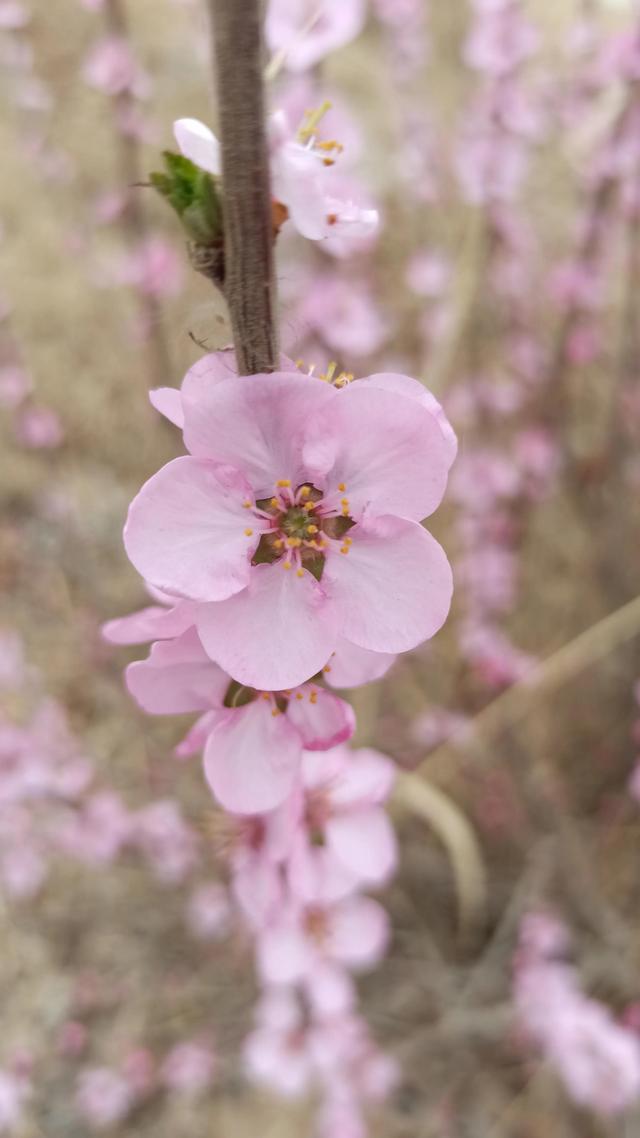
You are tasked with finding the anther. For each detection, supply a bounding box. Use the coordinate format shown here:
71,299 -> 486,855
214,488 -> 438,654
307,525 -> 318,534
243,499 -> 252,508
283,561 -> 292,570
244,528 -> 253,536
277,479 -> 291,488
338,483 -> 346,492
296,569 -> 305,578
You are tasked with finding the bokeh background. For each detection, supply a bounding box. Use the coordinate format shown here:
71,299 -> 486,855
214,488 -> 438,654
1,0 -> 640,1133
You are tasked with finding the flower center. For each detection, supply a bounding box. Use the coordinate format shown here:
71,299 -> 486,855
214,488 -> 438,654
247,478 -> 355,581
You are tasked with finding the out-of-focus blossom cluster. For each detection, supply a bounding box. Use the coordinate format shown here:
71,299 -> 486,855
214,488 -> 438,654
514,911 -> 640,1115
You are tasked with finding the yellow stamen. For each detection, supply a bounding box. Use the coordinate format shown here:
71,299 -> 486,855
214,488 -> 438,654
338,482 -> 346,492
296,692 -> 304,700
299,486 -> 311,499
297,100 -> 332,142
283,561 -> 292,570
309,690 -> 318,704
244,528 -> 253,536
303,501 -> 315,512
277,478 -> 291,488
296,568 -> 305,578
340,546 -> 349,554
270,497 -> 279,508
307,524 -> 318,534
271,708 -> 281,717
243,499 -> 252,508
274,538 -> 284,549
323,665 -> 332,673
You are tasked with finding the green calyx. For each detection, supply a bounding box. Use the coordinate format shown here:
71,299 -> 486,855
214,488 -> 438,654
150,151 -> 223,247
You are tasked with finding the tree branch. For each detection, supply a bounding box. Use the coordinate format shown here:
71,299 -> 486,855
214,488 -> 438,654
210,0 -> 278,375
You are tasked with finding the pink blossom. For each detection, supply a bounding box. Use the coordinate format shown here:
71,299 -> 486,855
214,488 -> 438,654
287,745 -> 398,902
243,990 -> 314,1098
160,1041 -> 216,1094
514,912 -> 640,1116
460,622 -> 537,688
174,115 -> 378,246
186,882 -> 232,940
0,365 -> 31,408
405,250 -> 451,297
0,1 -> 28,27
0,1068 -> 30,1132
296,274 -> 390,357
76,1068 -> 133,1128
82,36 -> 149,99
14,405 -> 64,448
464,4 -> 539,76
54,792 -> 131,865
131,799 -> 199,884
123,359 -> 455,691
57,1021 -> 88,1059
0,630 -> 25,690
257,892 -> 390,986
126,628 -> 355,814
119,237 -> 184,298
265,0 -> 366,73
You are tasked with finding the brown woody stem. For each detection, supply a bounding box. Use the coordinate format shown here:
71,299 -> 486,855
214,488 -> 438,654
210,0 -> 279,375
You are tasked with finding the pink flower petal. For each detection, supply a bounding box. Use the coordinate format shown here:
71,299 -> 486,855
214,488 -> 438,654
197,563 -> 339,691
326,639 -> 397,688
203,699 -> 301,814
362,372 -> 458,469
149,386 -> 183,427
327,896 -> 390,970
101,600 -> 196,645
286,686 -> 355,750
317,382 -> 453,520
173,117 -> 220,175
326,515 -> 453,654
182,371 -> 337,499
126,629 -> 227,714
257,919 -> 311,985
325,747 -> 396,808
326,807 -> 398,886
124,456 -> 265,602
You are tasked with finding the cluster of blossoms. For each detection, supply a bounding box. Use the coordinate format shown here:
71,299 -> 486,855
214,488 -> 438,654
106,346 -> 455,1129
0,628 -> 236,1134
514,911 -> 640,1116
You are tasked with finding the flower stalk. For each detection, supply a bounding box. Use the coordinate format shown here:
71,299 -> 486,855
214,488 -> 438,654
209,0 -> 278,375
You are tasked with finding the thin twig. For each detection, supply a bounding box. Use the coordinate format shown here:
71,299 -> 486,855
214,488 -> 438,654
210,0 -> 278,375
421,592 -> 640,780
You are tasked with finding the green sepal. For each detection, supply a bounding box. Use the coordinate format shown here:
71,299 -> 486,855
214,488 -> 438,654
149,151 -> 223,245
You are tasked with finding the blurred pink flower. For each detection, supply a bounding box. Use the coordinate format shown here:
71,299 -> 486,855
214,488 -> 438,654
515,912 -> 640,1116
0,1067 -> 30,1132
265,0 -> 366,73
0,366 -> 31,409
256,892 -> 389,986
297,274 -> 390,357
287,745 -> 398,902
160,1041 -> 216,1094
0,2 -> 29,29
131,799 -> 199,884
76,1068 -> 133,1128
14,405 -> 64,448
82,35 -> 150,98
186,882 -> 232,940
